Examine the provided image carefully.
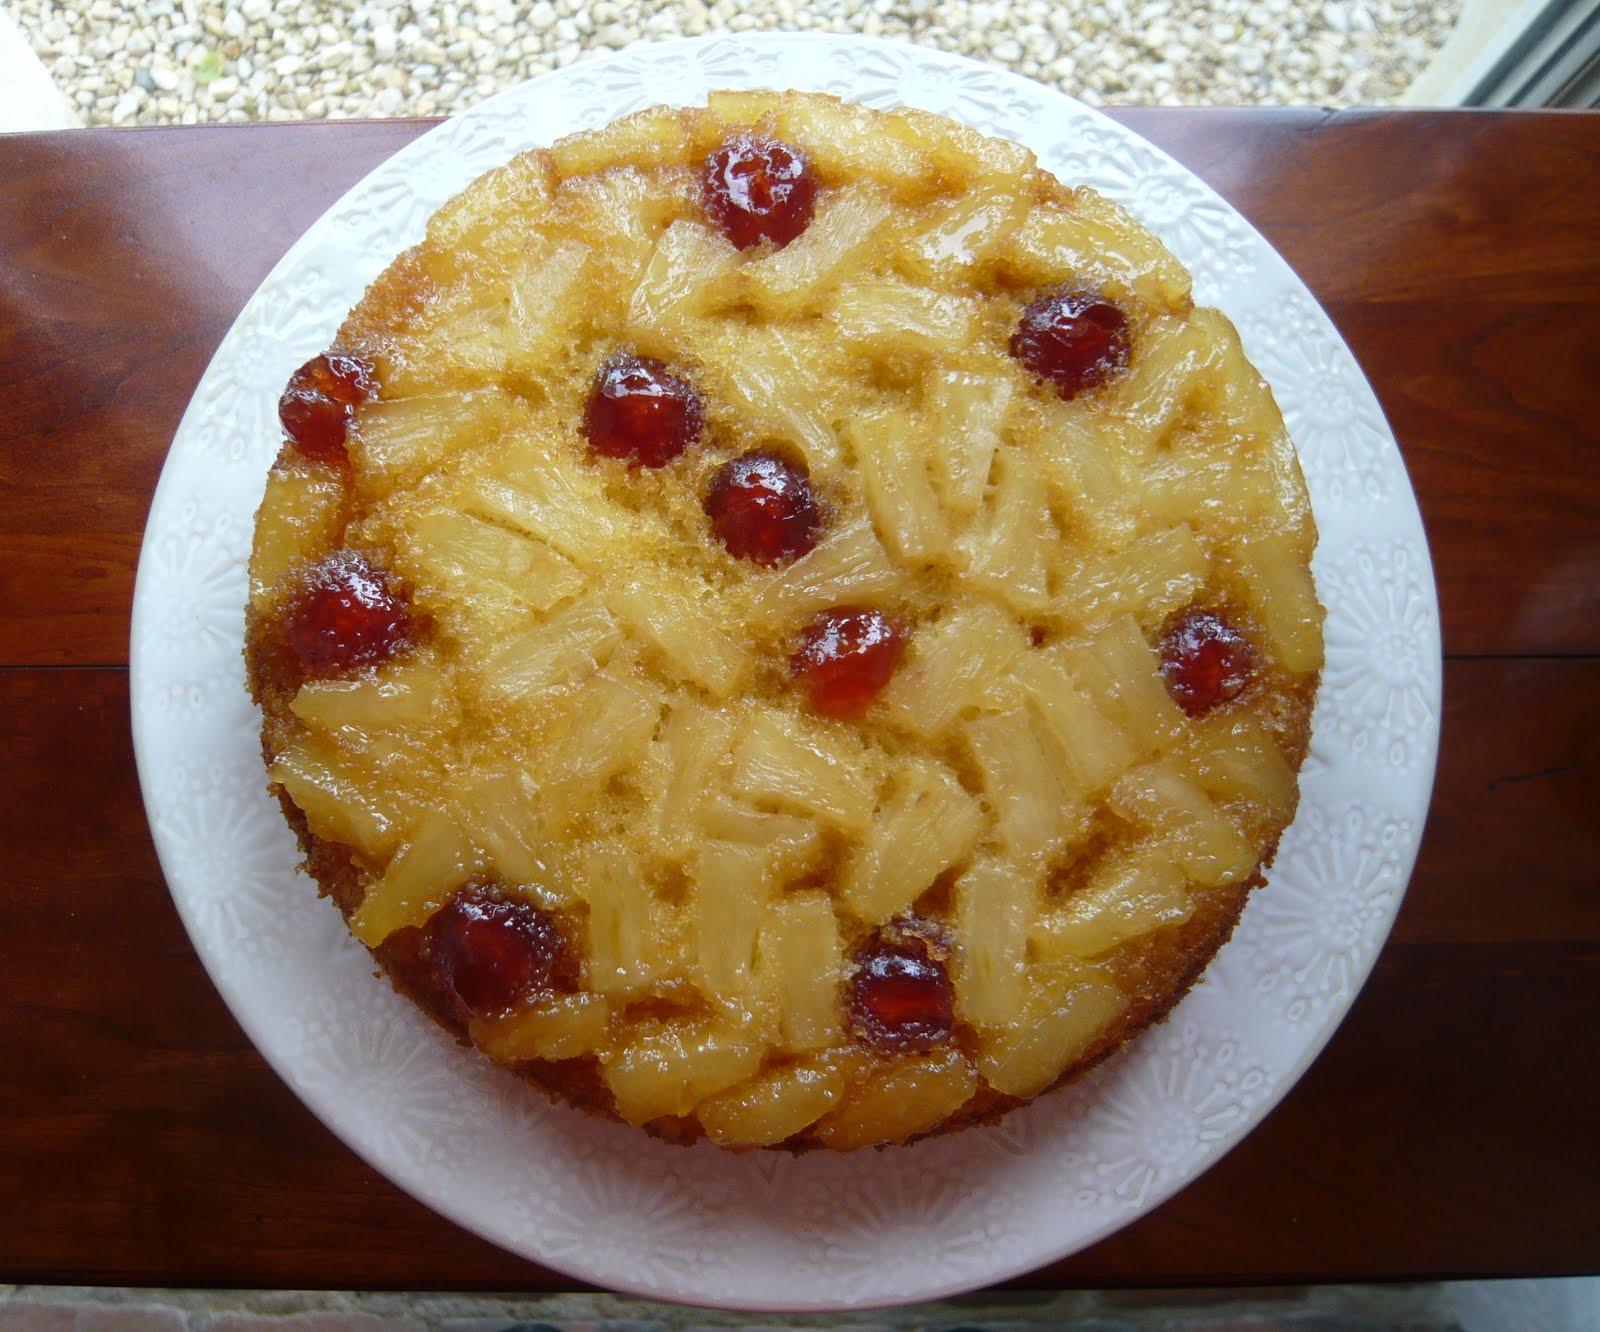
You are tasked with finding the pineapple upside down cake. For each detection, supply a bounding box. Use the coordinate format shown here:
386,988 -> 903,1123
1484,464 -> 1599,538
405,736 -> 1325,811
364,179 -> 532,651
245,91 -> 1325,1150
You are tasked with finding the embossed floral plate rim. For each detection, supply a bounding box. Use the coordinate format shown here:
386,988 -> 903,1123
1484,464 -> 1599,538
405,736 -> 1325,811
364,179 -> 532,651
130,32 -> 1442,1313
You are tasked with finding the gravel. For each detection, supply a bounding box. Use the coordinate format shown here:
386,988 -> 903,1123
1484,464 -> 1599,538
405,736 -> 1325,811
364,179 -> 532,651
15,0 -> 1463,128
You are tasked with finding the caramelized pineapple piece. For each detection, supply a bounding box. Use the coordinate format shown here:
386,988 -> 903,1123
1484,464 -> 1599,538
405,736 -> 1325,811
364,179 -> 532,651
350,388 -> 519,489
1110,761 -> 1258,888
353,808 -> 481,945
812,1047 -> 978,1149
963,707 -> 1090,864
841,759 -> 983,924
747,517 -> 903,625
250,463 -> 344,596
925,364 -> 1014,522
693,840 -> 771,998
1006,191 -> 1191,310
1060,525 -> 1210,635
471,992 -> 612,1062
538,670 -> 663,827
953,856 -> 1038,1026
478,594 -> 620,702
847,408 -> 949,565
602,1012 -> 766,1125
741,187 -> 893,314
291,660 -> 444,732
958,448 -> 1053,612
697,1060 -> 845,1147
1228,532 -> 1325,675
729,709 -> 876,835
879,598 -> 1028,739
627,220 -> 740,332
976,962 -> 1130,1098
607,570 -> 744,697
756,889 -> 843,1052
1033,845 -> 1192,959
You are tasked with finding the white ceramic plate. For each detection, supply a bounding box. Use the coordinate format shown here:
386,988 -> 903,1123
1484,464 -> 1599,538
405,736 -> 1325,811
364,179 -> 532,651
130,32 -> 1442,1312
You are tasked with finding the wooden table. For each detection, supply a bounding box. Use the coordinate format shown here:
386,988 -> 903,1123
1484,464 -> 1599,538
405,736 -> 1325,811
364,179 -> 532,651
2,108 -> 1596,1294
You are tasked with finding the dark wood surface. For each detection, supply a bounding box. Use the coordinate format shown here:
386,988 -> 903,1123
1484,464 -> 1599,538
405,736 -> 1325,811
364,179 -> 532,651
2,108 -> 1596,1294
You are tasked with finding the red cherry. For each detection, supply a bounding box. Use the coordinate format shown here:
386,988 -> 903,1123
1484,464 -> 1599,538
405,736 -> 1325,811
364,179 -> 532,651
701,133 -> 818,250
847,933 -> 955,1054
791,606 -> 907,719
582,352 -> 703,468
279,352 -> 376,465
1010,289 -> 1131,400
425,884 -> 570,1019
703,449 -> 821,567
283,550 -> 412,678
1159,608 -> 1254,717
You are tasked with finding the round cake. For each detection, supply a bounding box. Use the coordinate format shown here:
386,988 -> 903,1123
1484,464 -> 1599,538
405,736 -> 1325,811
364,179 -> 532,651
244,91 -> 1324,1151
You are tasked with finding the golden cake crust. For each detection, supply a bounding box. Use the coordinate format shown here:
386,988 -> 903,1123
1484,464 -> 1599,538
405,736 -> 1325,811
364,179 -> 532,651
245,91 -> 1322,1150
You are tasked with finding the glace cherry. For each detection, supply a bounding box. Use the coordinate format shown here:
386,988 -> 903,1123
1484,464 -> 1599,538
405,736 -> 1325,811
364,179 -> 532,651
847,930 -> 955,1054
283,550 -> 412,679
791,606 -> 907,719
279,351 -> 376,466
1010,289 -> 1131,400
425,884 -> 571,1019
703,449 -> 821,567
1159,607 -> 1254,717
582,352 -> 703,468
701,133 -> 818,251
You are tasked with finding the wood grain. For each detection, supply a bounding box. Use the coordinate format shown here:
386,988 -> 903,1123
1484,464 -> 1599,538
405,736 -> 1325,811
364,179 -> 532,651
0,109 -> 1597,1291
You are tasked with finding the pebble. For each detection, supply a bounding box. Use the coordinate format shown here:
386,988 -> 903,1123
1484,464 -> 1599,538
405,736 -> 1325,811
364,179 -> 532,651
9,0 -> 1463,127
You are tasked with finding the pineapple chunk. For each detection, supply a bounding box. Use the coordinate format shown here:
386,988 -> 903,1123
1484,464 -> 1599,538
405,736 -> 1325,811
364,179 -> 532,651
742,187 -> 893,314
694,323 -> 841,471
426,149 -> 549,263
250,464 -> 343,596
1062,525 -> 1209,634
270,734 -> 404,859
538,670 -> 662,826
879,599 -> 1028,739
695,797 -> 824,883
403,507 -> 584,633
693,840 -> 771,999
729,709 -> 876,834
478,594 -> 620,702
627,220 -> 740,331
607,570 -> 744,697
897,106 -> 1035,187
958,448 -> 1053,612
976,963 -> 1130,1098
352,808 -> 481,945
841,759 -> 984,924
290,661 -> 444,732
953,856 -> 1038,1026
1006,191 -> 1191,310
1032,402 -> 1133,545
1105,314 -> 1230,456
813,1048 -> 978,1149
557,166 -> 659,288
471,992 -> 611,1062
1229,532 -> 1325,675
831,284 -> 978,353
704,87 -> 783,126
925,364 -> 1014,522
1033,845 -> 1192,959
648,698 -> 739,849
774,96 -> 936,193
898,181 -> 1027,281
846,409 -> 949,565
962,707 -> 1090,864
602,1014 -> 765,1125
506,239 -> 590,374
466,436 -> 621,566
747,517 -> 902,624
756,889 -> 843,1052
350,388 -> 518,488
1110,762 -> 1258,887
449,766 -> 550,886
579,841 -> 667,996
697,1060 -> 844,1147
1059,616 -> 1189,755
1141,452 -> 1279,535
1184,715 -> 1299,821
1012,651 -> 1136,797
552,106 -> 690,176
